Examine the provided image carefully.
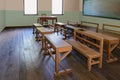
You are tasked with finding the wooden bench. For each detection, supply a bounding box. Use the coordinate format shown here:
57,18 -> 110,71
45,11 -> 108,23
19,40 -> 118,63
67,20 -> 99,32
102,24 -> 120,39
66,29 -> 104,71
73,30 -> 119,63
80,21 -> 99,32
33,23 -> 43,40
101,24 -> 120,62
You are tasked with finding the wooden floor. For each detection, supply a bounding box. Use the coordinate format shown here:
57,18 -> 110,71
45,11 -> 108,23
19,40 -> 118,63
0,27 -> 120,80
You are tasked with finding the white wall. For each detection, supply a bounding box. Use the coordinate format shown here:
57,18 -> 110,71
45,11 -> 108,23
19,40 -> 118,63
5,0 -> 79,11
0,0 -> 5,31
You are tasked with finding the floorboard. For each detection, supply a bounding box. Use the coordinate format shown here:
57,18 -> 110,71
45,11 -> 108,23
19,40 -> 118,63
0,27 -> 120,80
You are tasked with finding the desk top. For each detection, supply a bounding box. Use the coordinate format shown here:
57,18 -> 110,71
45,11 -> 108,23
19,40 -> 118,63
33,23 -> 42,27
45,34 -> 72,52
66,25 -> 81,30
78,30 -> 119,41
102,30 -> 120,39
55,22 -> 66,25
37,27 -> 54,34
39,16 -> 57,19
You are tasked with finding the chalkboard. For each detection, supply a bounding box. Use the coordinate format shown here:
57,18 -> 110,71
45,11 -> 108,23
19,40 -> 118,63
83,0 -> 120,20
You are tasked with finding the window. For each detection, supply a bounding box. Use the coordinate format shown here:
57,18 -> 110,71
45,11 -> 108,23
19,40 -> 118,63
24,0 -> 38,15
52,0 -> 63,15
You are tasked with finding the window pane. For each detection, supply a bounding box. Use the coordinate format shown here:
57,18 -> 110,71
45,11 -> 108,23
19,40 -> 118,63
52,0 -> 63,15
24,0 -> 38,15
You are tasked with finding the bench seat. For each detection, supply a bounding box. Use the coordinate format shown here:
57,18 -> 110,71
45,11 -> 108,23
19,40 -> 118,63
66,39 -> 100,58
65,29 -> 103,71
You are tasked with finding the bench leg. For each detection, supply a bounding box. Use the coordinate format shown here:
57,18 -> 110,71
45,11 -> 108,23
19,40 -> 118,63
88,58 -> 92,71
99,57 -> 102,68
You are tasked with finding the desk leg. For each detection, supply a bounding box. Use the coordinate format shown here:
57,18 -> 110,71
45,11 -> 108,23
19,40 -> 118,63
55,50 -> 59,75
52,20 -> 54,24
107,41 -> 111,60
40,35 -> 45,53
33,25 -> 35,34
54,51 -> 72,77
44,38 -> 47,55
42,35 -> 44,49
55,19 -> 57,22
35,30 -> 39,41
64,28 -> 67,39
74,30 -> 76,40
42,36 -> 49,55
106,41 -> 118,63
54,24 -> 57,33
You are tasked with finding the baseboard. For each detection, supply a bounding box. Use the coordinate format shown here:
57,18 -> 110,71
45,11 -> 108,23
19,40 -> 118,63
5,25 -> 33,28
0,29 -> 2,32
3,26 -> 33,30
0,27 -> 5,32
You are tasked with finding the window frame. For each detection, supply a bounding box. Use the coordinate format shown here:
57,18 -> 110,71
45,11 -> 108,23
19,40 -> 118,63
23,0 -> 38,15
52,0 -> 64,15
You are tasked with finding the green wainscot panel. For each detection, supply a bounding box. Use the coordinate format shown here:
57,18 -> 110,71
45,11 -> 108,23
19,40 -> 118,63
5,10 -> 80,26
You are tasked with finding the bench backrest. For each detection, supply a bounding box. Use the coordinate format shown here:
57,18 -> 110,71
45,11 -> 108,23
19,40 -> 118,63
67,20 -> 79,27
80,21 -> 99,32
74,30 -> 104,56
102,24 -> 120,39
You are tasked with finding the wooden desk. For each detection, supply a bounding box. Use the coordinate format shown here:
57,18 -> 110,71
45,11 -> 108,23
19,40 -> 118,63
66,25 -> 82,38
54,23 -> 82,39
36,27 -> 54,52
44,34 -> 72,76
54,22 -> 67,39
67,20 -> 79,27
33,23 -> 42,34
38,16 -> 57,25
66,25 -> 81,30
54,22 -> 66,32
75,29 -> 119,63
